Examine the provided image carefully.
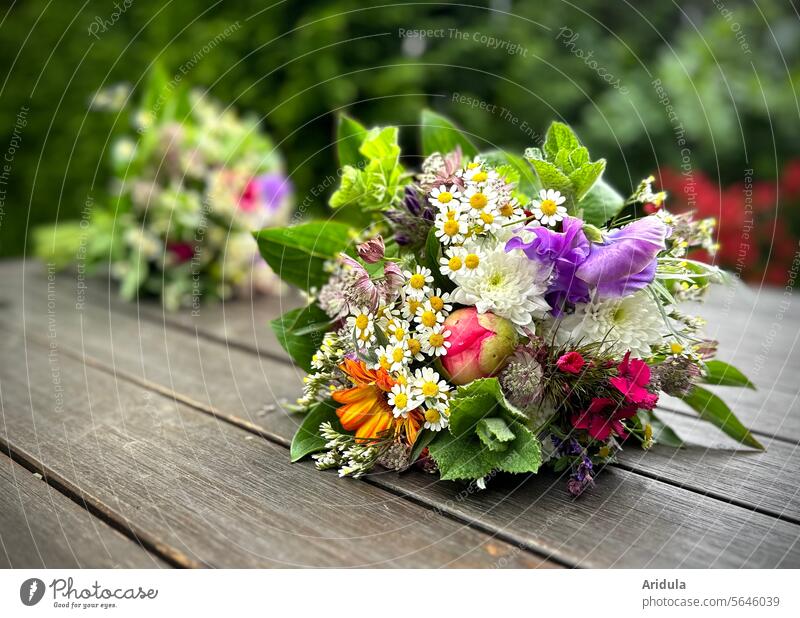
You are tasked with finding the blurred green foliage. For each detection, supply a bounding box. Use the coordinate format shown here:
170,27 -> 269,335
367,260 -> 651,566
1,0 -> 797,256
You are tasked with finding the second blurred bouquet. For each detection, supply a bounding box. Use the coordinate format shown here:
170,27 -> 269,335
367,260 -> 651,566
37,67 -> 293,310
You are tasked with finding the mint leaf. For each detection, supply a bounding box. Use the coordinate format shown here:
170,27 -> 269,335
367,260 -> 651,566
702,360 -> 756,389
448,378 -> 526,437
271,303 -> 331,372
543,122 -> 580,160
492,424 -> 541,474
568,160 -> 606,201
420,109 -> 479,158
336,114 -> 368,167
290,399 -> 341,462
577,178 -> 625,227
680,386 -> 764,450
253,221 -> 353,291
427,432 -> 498,481
476,417 -> 515,452
528,159 -> 572,196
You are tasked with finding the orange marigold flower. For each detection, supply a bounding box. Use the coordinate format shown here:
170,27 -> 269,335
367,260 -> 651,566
333,358 -> 422,444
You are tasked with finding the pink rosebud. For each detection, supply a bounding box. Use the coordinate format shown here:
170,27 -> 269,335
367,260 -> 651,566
357,236 -> 385,264
556,351 -> 586,374
440,307 -> 518,385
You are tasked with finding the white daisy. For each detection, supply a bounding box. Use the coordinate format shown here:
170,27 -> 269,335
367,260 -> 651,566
428,184 -> 461,208
420,324 -> 452,357
405,333 -> 425,361
387,382 -> 422,418
423,402 -> 450,431
400,296 -> 424,320
452,238 -> 551,327
346,307 -> 374,341
426,288 -> 453,314
462,184 -> 498,213
403,266 -> 434,299
412,367 -> 450,404
414,300 -> 446,330
531,189 -> 567,227
386,319 -> 411,345
439,246 -> 467,277
551,291 -> 669,358
433,210 -> 468,245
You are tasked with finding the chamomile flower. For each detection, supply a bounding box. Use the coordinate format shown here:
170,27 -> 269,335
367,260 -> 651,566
433,210 -> 468,245
374,304 -> 401,330
346,307 -> 374,342
401,296 -> 424,320
405,334 -> 425,361
462,184 -> 497,213
428,184 -> 461,208
403,266 -> 434,299
420,324 -> 452,357
387,319 -> 411,345
423,403 -> 450,431
475,207 -> 501,233
412,367 -> 450,404
384,342 -> 411,372
426,288 -> 453,314
439,246 -> 467,277
371,345 -> 394,372
459,160 -> 486,182
387,382 -> 421,418
415,300 -> 446,330
497,197 -> 525,221
531,189 -> 567,227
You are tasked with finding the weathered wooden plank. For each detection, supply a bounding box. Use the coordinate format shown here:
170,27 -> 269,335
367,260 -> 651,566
0,329 -> 554,568
0,451 -> 167,568
5,265 -> 798,567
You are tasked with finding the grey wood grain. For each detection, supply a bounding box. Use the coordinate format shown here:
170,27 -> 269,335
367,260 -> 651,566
0,452 -> 167,568
4,262 -> 797,567
0,328 -> 554,569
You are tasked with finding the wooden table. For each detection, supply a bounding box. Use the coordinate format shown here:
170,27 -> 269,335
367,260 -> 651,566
1,259 -> 798,568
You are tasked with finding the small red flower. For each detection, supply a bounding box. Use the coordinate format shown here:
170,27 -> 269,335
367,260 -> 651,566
556,351 -> 586,374
571,397 -> 637,441
609,351 -> 658,409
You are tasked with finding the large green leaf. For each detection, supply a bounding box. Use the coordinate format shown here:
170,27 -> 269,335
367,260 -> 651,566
270,303 -> 331,372
680,386 -> 764,449
290,399 -> 341,462
253,221 -> 353,291
336,114 -> 368,167
702,360 -> 756,389
577,178 -> 626,227
420,109 -> 478,158
448,378 -> 526,436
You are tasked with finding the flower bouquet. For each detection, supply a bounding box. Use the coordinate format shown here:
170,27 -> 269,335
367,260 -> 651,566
36,67 -> 293,310
255,111 -> 761,494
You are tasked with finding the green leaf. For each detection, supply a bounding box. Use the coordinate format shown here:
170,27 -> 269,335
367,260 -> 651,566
408,428 -> 436,464
424,227 -> 452,291
568,159 -> 606,201
270,303 -> 331,372
543,122 -> 580,160
702,360 -> 756,389
528,158 -> 572,196
290,399 -> 341,462
476,417 -> 515,452
680,386 -> 764,450
428,431 -> 497,481
253,221 -> 353,291
336,114 -> 368,167
428,423 -> 541,481
420,109 -> 478,158
577,178 -> 626,227
448,378 -> 526,437
637,409 -> 684,448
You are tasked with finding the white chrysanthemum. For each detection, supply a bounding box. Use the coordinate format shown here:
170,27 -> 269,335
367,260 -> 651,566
553,291 -> 668,358
451,239 -> 552,327
531,189 -> 567,227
